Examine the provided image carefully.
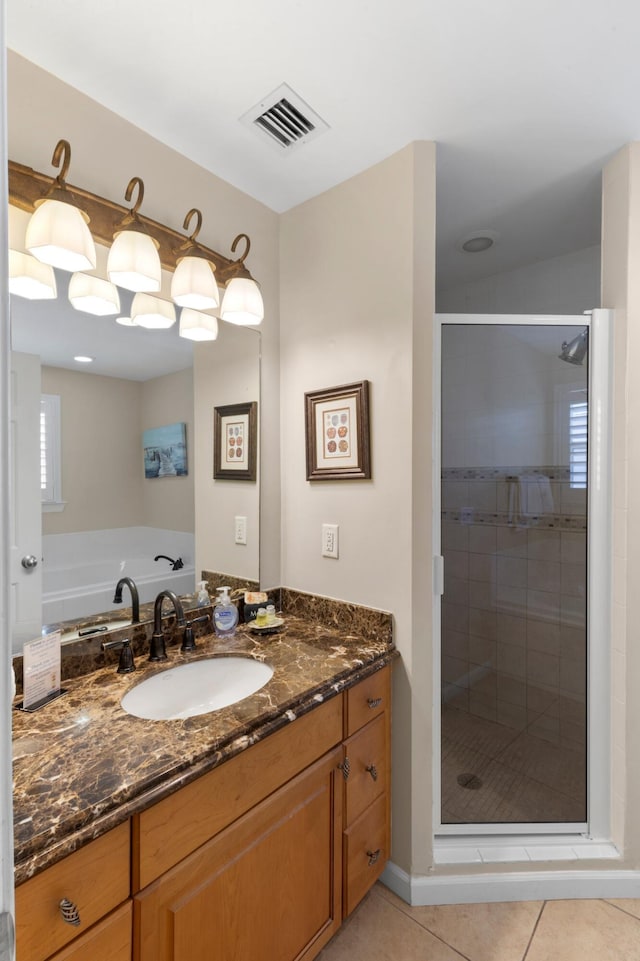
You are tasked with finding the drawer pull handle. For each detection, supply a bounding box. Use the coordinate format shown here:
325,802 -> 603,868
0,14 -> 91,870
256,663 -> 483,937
59,899 -> 81,927
338,757 -> 351,781
366,764 -> 378,781
367,697 -> 382,709
366,848 -> 381,866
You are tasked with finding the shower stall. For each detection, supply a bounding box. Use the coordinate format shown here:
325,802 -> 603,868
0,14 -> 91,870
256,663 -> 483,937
434,311 -> 611,839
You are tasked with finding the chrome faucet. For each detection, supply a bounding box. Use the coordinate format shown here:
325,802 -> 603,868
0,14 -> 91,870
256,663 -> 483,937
113,576 -> 140,624
154,554 -> 184,571
149,589 -> 186,661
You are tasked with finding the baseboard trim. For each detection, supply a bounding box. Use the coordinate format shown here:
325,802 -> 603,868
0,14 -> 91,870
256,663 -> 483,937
380,860 -> 640,906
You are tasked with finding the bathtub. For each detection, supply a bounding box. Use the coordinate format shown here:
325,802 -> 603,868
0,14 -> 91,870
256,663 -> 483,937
42,528 -> 196,625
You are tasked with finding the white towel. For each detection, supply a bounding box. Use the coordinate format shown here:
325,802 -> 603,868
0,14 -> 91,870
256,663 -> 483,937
521,473 -> 554,516
507,477 -> 520,525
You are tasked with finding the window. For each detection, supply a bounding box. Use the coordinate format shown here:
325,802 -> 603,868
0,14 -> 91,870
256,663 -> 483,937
569,395 -> 588,489
40,393 -> 63,509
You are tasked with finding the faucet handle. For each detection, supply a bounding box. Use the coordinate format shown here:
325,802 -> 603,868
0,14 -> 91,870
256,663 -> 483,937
181,625 -> 196,653
181,613 -> 210,653
102,638 -> 135,674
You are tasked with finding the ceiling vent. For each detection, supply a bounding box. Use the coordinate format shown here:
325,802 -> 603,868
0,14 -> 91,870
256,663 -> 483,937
241,84 -> 329,154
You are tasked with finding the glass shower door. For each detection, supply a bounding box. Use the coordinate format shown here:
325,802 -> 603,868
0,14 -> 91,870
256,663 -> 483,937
440,322 -> 588,826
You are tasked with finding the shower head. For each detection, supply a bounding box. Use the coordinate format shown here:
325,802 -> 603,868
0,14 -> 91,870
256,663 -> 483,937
559,328 -> 588,366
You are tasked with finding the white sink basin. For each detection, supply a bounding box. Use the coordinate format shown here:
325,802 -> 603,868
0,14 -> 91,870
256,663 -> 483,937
120,656 -> 273,720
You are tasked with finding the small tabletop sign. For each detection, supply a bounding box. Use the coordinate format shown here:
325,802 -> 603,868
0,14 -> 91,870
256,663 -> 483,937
20,632 -> 65,712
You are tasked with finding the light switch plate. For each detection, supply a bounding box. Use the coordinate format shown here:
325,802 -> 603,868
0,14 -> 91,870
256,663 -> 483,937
322,523 -> 339,559
235,515 -> 247,545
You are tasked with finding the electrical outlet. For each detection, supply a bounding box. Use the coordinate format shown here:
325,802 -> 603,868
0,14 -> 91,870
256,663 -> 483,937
322,523 -> 339,559
460,507 -> 474,525
235,515 -> 247,545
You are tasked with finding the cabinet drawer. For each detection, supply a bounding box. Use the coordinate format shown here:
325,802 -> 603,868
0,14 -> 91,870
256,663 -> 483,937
48,902 -> 132,961
343,794 -> 388,918
16,822 -> 130,961
343,713 -> 387,826
345,666 -> 390,736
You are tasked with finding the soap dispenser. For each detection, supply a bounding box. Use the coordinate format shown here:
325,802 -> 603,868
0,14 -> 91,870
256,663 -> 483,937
196,580 -> 210,607
213,586 -> 239,637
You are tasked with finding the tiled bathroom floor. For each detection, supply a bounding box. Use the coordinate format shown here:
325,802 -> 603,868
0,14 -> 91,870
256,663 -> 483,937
318,884 -> 640,961
441,706 -> 585,824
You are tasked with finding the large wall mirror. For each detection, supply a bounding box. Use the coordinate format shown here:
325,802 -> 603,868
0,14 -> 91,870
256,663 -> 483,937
9,219 -> 261,654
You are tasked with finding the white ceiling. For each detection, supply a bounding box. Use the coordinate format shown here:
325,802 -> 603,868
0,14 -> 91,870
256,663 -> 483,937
7,0 -> 640,298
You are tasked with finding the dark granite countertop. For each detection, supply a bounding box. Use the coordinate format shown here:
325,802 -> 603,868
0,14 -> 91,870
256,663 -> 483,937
12,593 -> 394,885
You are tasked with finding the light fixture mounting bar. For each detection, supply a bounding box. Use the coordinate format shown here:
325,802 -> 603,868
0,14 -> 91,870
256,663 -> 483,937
8,159 -> 238,282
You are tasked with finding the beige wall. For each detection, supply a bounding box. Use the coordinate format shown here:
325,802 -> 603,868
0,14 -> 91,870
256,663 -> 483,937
41,366 -> 195,535
280,143 -> 437,874
8,51 -> 281,581
194,325 -> 260,582
41,366 -> 142,533
140,367 -> 194,533
602,145 -> 640,865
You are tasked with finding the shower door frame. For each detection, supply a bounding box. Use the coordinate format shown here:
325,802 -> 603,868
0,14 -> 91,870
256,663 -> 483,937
432,310 -> 613,839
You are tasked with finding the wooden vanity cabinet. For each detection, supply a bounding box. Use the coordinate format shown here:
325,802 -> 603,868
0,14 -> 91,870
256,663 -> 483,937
16,663 -> 392,961
15,821 -> 131,961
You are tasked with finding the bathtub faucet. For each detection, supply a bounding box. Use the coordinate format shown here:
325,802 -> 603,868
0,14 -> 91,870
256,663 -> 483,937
149,589 -> 186,661
154,554 -> 184,571
113,576 -> 140,624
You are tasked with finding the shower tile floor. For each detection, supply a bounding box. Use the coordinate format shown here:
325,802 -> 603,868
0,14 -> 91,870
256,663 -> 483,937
441,705 -> 585,824
318,884 -> 640,961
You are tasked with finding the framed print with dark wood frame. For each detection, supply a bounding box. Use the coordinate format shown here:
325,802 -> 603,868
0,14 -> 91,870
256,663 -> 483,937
213,402 -> 257,481
305,380 -> 371,481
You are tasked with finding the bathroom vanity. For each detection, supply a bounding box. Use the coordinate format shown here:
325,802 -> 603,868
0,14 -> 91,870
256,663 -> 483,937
12,593 -> 394,961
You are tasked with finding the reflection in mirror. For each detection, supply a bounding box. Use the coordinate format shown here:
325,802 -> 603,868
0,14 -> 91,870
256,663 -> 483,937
9,220 -> 260,654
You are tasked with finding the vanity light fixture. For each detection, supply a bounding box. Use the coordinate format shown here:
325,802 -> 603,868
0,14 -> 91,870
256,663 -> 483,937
220,234 -> 264,326
9,250 -> 57,300
10,155 -> 265,333
178,307 -> 219,341
68,273 -> 120,316
8,204 -> 57,299
24,140 -> 97,272
171,208 -> 220,310
107,177 -> 162,292
131,292 -> 176,330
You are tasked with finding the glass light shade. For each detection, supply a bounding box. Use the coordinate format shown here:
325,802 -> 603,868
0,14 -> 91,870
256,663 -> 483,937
179,308 -> 219,342
25,198 -> 96,272
171,256 -> 219,309
220,277 -> 264,326
68,273 -> 120,316
131,293 -> 176,329
9,250 -> 57,299
115,315 -> 137,327
107,230 -> 161,292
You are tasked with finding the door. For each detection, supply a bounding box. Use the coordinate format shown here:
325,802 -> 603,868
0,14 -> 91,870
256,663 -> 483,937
9,352 -> 42,650
435,312 -> 610,834
1,8 -> 17,958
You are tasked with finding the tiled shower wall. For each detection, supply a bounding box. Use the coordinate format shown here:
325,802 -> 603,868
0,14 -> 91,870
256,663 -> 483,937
442,466 -> 587,751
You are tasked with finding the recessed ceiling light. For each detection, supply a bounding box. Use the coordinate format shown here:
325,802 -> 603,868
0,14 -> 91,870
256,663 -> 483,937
455,229 -> 499,254
73,355 -> 94,363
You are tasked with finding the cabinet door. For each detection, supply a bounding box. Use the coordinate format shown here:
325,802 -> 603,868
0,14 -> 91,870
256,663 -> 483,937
136,749 -> 342,961
47,903 -> 131,961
